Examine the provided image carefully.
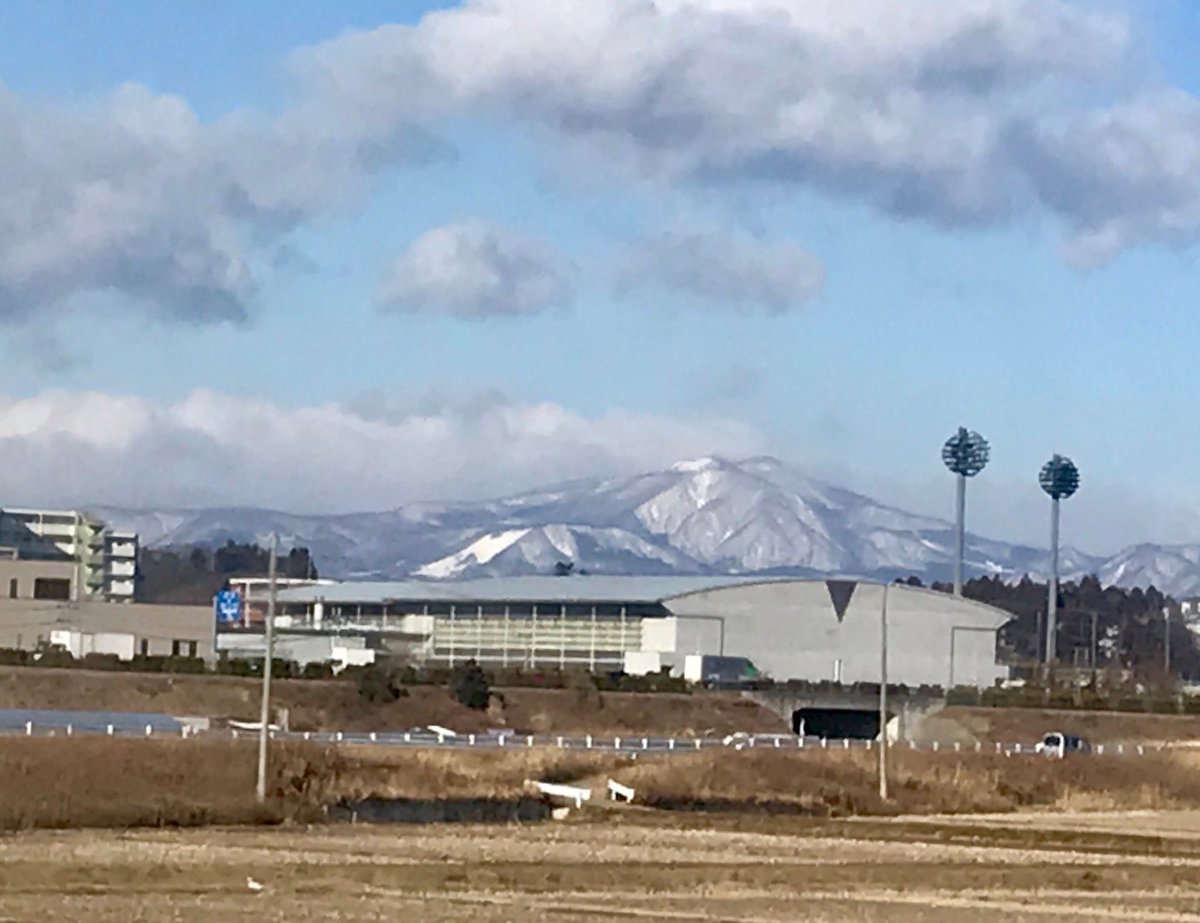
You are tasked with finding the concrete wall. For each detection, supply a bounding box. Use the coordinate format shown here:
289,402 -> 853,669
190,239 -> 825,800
0,599 -> 214,659
0,559 -> 77,601
665,581 -> 1009,688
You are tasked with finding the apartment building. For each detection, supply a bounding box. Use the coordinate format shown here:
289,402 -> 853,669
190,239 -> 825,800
0,508 -> 138,602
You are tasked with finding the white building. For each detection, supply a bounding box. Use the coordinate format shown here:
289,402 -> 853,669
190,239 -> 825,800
256,576 -> 1012,688
0,508 -> 139,602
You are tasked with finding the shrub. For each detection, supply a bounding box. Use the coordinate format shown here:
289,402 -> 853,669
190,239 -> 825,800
450,660 -> 492,710
0,648 -> 29,666
302,661 -> 335,680
356,664 -> 408,703
81,653 -> 123,672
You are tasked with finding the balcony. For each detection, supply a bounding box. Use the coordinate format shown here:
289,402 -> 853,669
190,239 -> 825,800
107,560 -> 136,578
107,579 -> 135,598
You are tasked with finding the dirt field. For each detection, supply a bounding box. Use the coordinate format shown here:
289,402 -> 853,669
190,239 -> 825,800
5,813 -> 1200,921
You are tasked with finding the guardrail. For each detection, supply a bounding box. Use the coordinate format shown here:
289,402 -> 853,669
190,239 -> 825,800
230,727 -> 1167,758
0,720 -> 1172,759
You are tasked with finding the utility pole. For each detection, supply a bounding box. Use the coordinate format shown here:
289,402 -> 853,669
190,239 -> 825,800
879,582 -> 889,801
1164,606 -> 1172,685
1090,610 -> 1098,687
255,533 -> 278,804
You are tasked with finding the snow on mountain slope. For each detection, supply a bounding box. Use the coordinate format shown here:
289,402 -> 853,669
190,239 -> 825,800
1098,545 -> 1200,597
87,456 -> 1197,595
416,525 -> 703,579
416,529 -> 535,578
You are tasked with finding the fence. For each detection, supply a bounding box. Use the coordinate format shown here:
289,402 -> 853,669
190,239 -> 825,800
0,718 -> 1173,759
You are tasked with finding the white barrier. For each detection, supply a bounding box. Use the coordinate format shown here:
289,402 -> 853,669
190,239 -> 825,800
528,780 -> 591,808
607,779 -> 635,803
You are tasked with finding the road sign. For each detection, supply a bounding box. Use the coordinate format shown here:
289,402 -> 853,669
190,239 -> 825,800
214,589 -> 243,626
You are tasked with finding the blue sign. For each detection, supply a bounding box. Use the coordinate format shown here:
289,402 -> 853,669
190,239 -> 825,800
214,590 -> 243,626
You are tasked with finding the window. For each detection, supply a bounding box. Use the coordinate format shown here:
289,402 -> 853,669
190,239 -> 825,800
187,641 -> 197,658
171,640 -> 181,658
139,639 -> 149,657
7,578 -> 16,599
33,578 -> 70,601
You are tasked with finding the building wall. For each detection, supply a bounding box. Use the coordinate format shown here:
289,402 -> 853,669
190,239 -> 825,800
0,559 -> 78,601
665,581 -> 1008,688
0,599 -> 214,660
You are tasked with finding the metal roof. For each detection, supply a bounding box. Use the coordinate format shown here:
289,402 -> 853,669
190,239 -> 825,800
274,575 -> 777,606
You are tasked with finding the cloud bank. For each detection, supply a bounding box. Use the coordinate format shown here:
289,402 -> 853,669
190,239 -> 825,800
4,0 -> 1200,329
0,389 -> 764,511
299,0 -> 1200,264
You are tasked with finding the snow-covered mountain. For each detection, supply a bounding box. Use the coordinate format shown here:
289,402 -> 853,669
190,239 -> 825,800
415,525 -> 703,579
91,454 -> 1200,596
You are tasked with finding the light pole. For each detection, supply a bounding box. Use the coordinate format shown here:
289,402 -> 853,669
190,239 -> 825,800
878,582 -> 889,801
1038,455 -> 1080,669
255,533 -> 279,804
941,427 -> 990,596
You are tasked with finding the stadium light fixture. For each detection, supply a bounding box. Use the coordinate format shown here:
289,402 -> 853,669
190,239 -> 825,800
1038,455 -> 1080,667
941,427 -> 990,596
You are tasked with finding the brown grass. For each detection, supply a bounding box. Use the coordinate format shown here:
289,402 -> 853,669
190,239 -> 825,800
0,666 -> 781,735
7,734 -> 1200,832
0,737 -> 338,829
600,748 -> 1200,817
323,745 -> 622,800
941,705 -> 1200,744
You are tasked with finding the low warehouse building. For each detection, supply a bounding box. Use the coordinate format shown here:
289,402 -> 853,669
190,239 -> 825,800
258,576 -> 1010,688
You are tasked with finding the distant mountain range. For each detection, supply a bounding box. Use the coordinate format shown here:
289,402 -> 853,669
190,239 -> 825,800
94,455 -> 1200,598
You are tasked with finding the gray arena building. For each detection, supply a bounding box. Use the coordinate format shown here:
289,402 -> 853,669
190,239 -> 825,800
259,576 -> 1011,689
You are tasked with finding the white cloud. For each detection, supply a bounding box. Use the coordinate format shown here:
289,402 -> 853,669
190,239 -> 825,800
3,0 -> 1198,330
617,229 -> 823,312
295,0 -> 1200,262
0,389 -> 765,511
378,220 -> 573,318
0,77 -> 439,326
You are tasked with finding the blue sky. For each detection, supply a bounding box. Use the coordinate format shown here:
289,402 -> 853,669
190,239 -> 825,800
2,0 -> 1200,553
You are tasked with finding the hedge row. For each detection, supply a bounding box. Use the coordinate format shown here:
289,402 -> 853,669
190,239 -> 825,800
947,684 -> 1200,715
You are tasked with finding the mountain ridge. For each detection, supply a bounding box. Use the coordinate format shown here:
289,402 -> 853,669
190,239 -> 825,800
92,455 -> 1200,597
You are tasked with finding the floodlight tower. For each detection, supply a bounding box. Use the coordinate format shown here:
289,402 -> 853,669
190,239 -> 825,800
941,427 -> 990,596
1038,455 -> 1080,667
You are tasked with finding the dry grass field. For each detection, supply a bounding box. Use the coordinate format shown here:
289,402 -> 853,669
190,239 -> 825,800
5,814 -> 1200,921
7,737 -> 1200,829
4,738 -> 1200,918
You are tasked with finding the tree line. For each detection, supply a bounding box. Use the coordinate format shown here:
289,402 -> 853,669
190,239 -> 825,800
137,541 -> 318,605
897,574 -> 1199,682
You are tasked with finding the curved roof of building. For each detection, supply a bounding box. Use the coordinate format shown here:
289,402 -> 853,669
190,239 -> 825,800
274,575 -> 1013,625
275,575 -> 760,606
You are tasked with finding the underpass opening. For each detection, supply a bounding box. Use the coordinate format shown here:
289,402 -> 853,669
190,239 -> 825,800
793,707 -> 886,740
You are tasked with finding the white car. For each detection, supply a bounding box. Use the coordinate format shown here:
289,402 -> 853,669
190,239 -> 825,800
1035,731 -> 1090,758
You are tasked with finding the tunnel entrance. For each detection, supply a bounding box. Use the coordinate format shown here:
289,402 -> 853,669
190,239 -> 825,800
792,707 -> 884,740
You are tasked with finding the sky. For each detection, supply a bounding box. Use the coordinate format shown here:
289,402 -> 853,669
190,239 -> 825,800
3,0 -> 1200,554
